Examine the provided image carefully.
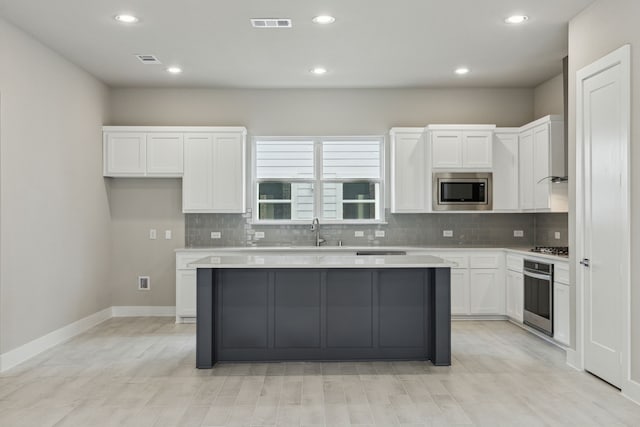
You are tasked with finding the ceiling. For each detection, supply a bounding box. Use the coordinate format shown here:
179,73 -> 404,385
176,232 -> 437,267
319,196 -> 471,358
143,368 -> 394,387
0,0 -> 594,89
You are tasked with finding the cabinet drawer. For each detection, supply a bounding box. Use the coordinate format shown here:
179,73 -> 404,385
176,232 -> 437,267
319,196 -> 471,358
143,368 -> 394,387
506,254 -> 523,272
555,262 -> 569,284
435,254 -> 468,269
470,254 -> 501,269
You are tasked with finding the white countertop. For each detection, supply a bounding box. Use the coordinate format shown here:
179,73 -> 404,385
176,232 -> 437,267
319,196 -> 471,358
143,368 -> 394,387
177,246 -> 569,263
188,254 -> 457,269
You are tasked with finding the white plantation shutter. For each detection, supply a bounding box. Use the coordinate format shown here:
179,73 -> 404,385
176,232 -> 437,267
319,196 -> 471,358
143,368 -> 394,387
256,140 -> 314,179
322,140 -> 381,179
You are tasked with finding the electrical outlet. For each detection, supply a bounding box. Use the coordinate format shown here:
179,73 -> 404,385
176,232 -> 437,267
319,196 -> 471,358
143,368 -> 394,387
443,230 -> 453,237
354,231 -> 365,237
138,276 -> 150,290
375,230 -> 385,238
149,229 -> 157,240
514,230 -> 524,237
210,231 -> 222,239
555,231 -> 561,240
165,230 -> 172,240
254,231 -> 265,239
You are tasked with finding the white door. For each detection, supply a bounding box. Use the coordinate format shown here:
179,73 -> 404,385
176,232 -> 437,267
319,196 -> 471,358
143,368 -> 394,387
493,132 -> 519,210
469,269 -> 502,315
578,45 -> 630,388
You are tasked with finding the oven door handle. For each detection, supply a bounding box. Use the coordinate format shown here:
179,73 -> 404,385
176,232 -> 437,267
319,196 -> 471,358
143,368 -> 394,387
523,270 -> 552,281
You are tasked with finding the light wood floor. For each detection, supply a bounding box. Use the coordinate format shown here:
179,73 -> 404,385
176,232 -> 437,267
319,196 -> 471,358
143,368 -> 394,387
1,318 -> 638,426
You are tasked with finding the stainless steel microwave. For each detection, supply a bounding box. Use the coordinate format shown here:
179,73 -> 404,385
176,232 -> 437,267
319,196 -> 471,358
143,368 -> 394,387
432,172 -> 492,211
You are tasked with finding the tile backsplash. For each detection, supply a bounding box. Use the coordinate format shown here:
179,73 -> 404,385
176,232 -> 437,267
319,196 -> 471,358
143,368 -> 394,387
185,210 -> 569,248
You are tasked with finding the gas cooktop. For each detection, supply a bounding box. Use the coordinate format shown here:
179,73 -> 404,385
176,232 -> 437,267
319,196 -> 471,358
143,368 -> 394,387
530,246 -> 569,257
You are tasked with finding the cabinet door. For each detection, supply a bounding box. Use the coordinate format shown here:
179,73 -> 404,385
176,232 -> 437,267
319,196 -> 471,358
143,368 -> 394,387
146,133 -> 184,176
104,132 -> 146,177
518,130 -> 534,209
493,133 -> 519,210
533,124 -> 551,210
211,132 -> 246,213
506,270 -> 524,322
553,282 -> 570,346
183,134 -> 214,212
431,131 -> 463,168
470,269 -> 504,315
391,132 -> 427,212
462,131 -> 492,168
176,270 -> 197,318
450,269 -> 470,315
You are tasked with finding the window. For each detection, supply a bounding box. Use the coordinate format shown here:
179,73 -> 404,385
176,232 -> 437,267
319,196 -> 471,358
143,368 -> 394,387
254,137 -> 384,223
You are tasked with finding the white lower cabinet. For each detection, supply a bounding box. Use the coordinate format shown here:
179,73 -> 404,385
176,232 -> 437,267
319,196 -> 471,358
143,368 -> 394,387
470,269 -> 504,314
506,270 -> 524,322
553,281 -> 570,346
176,270 -> 197,321
436,252 -> 504,316
450,269 -> 470,315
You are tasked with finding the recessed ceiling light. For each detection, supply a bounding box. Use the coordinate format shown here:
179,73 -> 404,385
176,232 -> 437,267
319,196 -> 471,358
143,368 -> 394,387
114,14 -> 139,24
455,67 -> 470,75
167,66 -> 183,74
312,15 -> 336,24
310,67 -> 327,75
505,15 -> 528,24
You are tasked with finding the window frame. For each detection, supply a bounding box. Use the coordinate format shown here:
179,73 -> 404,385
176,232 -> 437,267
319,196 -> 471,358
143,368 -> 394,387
251,136 -> 386,225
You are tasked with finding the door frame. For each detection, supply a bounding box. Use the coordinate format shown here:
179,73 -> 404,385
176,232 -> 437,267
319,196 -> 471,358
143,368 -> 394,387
575,45 -> 632,395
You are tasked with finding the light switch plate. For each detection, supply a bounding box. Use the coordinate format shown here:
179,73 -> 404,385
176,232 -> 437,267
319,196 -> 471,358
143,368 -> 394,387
375,230 -> 385,238
555,232 -> 561,240
210,231 -> 222,239
149,229 -> 157,240
443,230 -> 453,237
164,230 -> 172,240
254,231 -> 265,239
513,230 -> 524,237
354,231 -> 365,237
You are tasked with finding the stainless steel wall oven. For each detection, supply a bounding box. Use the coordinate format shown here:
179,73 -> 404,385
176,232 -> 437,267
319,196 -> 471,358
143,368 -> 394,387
523,259 -> 554,336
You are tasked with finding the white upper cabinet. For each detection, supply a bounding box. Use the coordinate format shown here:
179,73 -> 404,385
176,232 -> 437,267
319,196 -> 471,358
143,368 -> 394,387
428,125 -> 495,169
182,129 -> 247,213
493,129 -> 519,210
390,128 -> 429,213
431,130 -> 463,168
518,115 -> 567,212
103,132 -> 147,177
146,133 -> 184,176
103,127 -> 183,177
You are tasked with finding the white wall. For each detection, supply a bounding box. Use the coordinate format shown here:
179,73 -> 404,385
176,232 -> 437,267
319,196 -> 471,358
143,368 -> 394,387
534,73 -> 564,119
568,0 -> 640,382
0,19 -> 111,353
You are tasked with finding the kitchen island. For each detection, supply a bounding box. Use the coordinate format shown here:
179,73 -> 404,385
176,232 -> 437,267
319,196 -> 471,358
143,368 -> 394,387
190,254 -> 454,368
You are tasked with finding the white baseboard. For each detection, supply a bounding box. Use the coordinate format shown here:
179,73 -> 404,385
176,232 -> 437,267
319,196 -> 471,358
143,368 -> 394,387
565,348 -> 582,371
112,306 -> 176,317
452,315 -> 508,321
623,379 -> 640,405
0,307 -> 112,373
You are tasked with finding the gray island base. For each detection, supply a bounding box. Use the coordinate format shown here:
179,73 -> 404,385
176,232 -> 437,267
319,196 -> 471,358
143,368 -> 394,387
191,255 -> 452,368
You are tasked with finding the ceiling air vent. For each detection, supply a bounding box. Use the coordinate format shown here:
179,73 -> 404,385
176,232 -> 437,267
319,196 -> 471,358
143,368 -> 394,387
251,18 -> 292,28
135,54 -> 161,64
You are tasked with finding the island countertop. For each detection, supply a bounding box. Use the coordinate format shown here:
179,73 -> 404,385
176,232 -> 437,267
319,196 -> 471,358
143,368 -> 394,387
188,254 -> 456,269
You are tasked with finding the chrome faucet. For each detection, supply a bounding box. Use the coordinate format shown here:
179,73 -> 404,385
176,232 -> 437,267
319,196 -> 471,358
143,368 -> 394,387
310,217 -> 326,247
